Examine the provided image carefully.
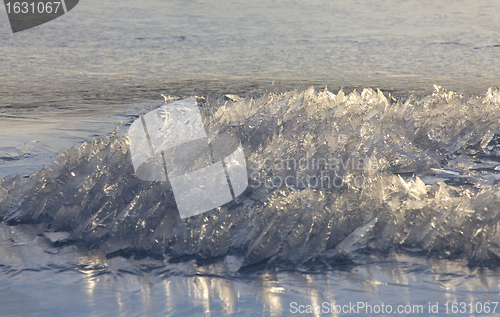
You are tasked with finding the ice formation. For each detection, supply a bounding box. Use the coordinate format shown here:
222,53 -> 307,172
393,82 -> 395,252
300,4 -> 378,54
2,86 -> 500,268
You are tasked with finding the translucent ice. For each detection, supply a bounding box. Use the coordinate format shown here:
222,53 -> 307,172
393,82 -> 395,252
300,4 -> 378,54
2,86 -> 500,267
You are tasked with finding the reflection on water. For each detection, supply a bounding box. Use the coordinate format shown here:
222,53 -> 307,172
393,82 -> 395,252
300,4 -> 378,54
1,224 -> 500,316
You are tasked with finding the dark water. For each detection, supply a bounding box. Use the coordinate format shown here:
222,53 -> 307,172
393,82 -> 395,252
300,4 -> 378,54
1,0 -> 500,316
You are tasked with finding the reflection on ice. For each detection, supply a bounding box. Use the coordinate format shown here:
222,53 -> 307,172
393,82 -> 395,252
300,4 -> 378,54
1,226 -> 500,316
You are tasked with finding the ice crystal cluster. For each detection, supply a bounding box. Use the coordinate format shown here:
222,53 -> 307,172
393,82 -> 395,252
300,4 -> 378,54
2,86 -> 500,267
